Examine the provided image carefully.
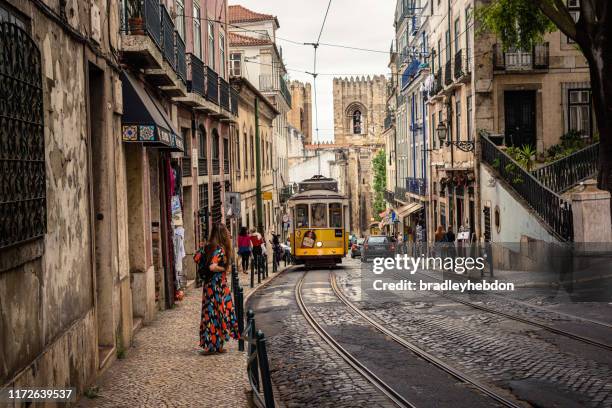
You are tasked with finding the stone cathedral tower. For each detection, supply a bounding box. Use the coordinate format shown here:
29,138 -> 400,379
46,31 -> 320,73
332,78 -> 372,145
332,75 -> 387,236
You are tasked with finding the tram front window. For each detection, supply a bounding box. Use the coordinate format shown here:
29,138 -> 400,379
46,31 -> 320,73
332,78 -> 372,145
311,203 -> 328,228
329,203 -> 342,228
296,204 -> 309,228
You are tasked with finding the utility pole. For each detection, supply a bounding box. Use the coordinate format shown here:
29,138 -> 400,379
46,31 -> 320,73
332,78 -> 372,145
255,97 -> 264,234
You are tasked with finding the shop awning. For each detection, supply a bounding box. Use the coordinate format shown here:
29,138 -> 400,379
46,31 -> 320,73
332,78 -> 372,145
396,202 -> 423,219
121,72 -> 184,152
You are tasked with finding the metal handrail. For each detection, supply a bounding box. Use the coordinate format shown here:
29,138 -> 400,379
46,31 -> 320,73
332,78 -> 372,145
187,53 -> 204,96
531,142 -> 599,193
481,133 -> 573,241
175,31 -> 186,83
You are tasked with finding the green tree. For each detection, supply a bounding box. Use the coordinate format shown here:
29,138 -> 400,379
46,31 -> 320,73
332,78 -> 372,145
372,149 -> 387,220
478,0 -> 612,192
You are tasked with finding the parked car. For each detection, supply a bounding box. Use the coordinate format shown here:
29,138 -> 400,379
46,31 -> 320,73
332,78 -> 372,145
350,238 -> 365,258
361,235 -> 396,262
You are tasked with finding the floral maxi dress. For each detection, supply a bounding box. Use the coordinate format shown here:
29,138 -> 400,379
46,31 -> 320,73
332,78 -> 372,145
199,246 -> 240,352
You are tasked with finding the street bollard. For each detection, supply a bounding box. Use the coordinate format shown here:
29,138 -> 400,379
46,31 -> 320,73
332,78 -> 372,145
237,287 -> 244,351
247,310 -> 260,390
256,330 -> 276,408
265,255 -> 269,278
250,255 -> 255,288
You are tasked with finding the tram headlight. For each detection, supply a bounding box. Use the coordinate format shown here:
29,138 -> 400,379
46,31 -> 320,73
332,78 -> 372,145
316,241 -> 323,247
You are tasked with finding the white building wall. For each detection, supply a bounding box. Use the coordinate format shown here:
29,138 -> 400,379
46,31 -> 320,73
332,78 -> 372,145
480,164 -> 559,243
289,151 -> 336,184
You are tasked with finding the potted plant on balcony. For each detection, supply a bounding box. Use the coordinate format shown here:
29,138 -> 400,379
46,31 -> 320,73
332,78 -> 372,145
126,3 -> 144,35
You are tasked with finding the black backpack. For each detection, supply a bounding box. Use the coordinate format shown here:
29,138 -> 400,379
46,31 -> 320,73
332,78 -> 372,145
197,244 -> 216,281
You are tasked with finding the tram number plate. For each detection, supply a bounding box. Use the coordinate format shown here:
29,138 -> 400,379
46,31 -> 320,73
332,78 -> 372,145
335,229 -> 343,237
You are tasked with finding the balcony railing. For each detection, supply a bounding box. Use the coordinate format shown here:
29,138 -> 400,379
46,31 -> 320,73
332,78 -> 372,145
187,53 -> 204,96
175,31 -> 186,83
493,43 -> 549,71
206,67 -> 219,104
430,68 -> 442,96
407,177 -> 427,196
454,49 -> 464,79
279,185 -> 293,204
444,60 -> 452,86
230,87 -> 239,116
122,0 -> 162,49
198,157 -> 208,176
212,158 -> 220,175
219,77 -> 230,111
532,143 -> 599,194
384,113 -> 394,130
160,5 -> 176,70
394,186 -> 407,200
182,157 -> 191,177
279,75 -> 292,108
260,74 -> 292,107
481,133 -> 573,241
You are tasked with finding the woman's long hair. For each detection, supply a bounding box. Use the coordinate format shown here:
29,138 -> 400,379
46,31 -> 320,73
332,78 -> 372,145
209,223 -> 233,263
435,225 -> 445,242
239,226 -> 248,236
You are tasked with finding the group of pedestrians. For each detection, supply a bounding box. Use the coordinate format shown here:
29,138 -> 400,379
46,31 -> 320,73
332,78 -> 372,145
236,227 -> 265,274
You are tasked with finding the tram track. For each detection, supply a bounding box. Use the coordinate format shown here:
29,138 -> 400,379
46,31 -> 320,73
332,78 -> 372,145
400,269 -> 612,352
296,269 -> 524,408
295,273 -> 416,408
328,271 -> 524,408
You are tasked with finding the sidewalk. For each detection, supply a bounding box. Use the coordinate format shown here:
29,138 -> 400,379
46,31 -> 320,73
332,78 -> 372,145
76,264 -> 287,408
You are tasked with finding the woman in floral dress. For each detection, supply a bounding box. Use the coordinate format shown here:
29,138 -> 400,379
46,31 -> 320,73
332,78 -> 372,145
199,223 -> 240,354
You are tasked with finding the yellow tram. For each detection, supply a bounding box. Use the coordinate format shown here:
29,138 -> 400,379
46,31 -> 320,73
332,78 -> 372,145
287,176 -> 350,267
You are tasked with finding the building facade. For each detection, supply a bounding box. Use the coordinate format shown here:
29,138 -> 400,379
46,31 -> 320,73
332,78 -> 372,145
384,0 -> 593,244
228,4 -> 292,237
1,0 -> 130,395
332,76 -> 387,235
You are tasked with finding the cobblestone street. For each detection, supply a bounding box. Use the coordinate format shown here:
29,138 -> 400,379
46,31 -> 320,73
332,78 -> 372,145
76,268 -> 282,408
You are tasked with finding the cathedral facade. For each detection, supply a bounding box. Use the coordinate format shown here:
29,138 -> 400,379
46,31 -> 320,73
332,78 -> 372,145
332,76 -> 387,236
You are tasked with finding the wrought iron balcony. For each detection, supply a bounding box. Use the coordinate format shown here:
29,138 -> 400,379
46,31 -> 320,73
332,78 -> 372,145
186,53 -> 204,96
493,42 -> 549,71
481,133 -> 573,241
384,113 -> 394,130
175,31 -> 186,83
279,185 -> 293,204
206,67 -> 219,105
198,158 -> 208,176
260,74 -> 292,107
230,87 -> 239,116
394,186 -> 407,200
122,0 -> 162,49
182,156 -> 191,177
219,77 -> 230,112
160,5 -> 176,70
430,69 -> 442,96
454,49 -> 464,79
444,60 -> 452,86
407,177 -> 427,196
279,75 -> 292,108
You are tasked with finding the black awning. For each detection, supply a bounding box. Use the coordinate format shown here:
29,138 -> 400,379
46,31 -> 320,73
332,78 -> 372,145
121,72 -> 184,152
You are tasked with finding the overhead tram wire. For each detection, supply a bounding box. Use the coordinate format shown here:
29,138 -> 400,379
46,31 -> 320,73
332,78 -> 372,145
302,0 -> 333,175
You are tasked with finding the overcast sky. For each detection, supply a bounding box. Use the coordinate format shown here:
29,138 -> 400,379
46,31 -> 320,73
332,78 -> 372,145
231,0 -> 396,142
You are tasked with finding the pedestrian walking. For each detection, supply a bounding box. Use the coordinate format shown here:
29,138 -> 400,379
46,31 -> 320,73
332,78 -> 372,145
198,223 -> 240,355
444,226 -> 457,259
237,226 -> 252,275
250,228 -> 263,271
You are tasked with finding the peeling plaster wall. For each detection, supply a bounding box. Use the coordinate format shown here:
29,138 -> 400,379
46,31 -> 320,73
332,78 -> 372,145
1,0 -> 132,394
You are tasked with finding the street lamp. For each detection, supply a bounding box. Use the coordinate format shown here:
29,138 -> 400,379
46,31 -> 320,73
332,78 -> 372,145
436,121 -> 475,152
